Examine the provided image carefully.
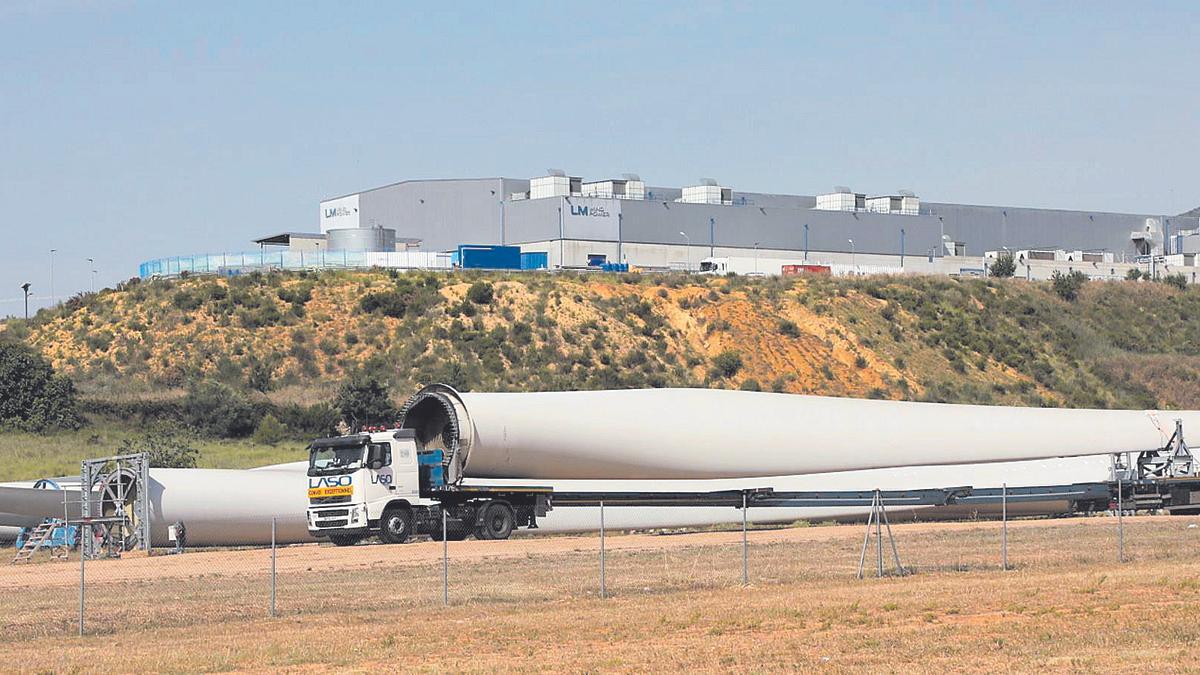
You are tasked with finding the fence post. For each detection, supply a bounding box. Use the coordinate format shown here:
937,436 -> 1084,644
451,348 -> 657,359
599,499 -> 607,599
875,489 -> 884,578
79,522 -> 87,637
1117,475 -> 1126,563
1001,483 -> 1009,571
270,518 -> 277,617
741,491 -> 749,586
442,508 -> 449,606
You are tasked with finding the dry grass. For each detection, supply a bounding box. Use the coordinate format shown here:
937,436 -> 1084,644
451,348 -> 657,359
5,515 -> 1200,672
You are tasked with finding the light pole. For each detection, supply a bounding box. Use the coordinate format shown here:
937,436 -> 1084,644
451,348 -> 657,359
679,231 -> 691,272
848,238 -> 856,273
20,283 -> 31,319
753,242 -> 760,274
49,249 -> 56,305
87,258 -> 96,293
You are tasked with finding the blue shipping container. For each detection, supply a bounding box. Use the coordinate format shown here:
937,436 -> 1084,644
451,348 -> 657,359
457,245 -> 521,270
520,252 -> 548,270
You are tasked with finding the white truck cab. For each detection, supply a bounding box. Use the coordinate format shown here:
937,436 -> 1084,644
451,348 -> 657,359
698,257 -> 729,274
306,429 -> 546,545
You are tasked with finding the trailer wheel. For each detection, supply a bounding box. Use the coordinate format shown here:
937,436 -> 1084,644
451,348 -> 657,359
477,502 -> 515,540
329,534 -> 363,547
380,506 -> 412,544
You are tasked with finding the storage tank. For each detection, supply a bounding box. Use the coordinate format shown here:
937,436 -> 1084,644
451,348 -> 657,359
327,227 -> 397,252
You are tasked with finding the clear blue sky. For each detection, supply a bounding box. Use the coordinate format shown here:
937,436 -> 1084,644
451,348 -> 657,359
3,1 -> 1198,313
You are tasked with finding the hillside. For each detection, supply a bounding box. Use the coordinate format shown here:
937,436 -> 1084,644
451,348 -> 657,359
3,269 -> 1199,413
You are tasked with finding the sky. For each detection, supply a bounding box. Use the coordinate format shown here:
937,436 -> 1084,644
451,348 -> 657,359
2,1 -> 1198,314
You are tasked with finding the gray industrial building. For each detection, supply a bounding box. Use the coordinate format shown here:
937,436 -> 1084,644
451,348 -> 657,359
316,174 -> 1198,269
138,171 -> 1199,280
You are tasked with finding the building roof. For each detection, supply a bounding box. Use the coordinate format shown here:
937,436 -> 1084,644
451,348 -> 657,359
253,232 -> 325,246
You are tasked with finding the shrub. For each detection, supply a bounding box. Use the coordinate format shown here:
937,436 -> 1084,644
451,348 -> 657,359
1050,270 -> 1088,302
278,402 -> 341,437
1125,268 -> 1143,281
1161,273 -> 1188,291
467,281 -> 494,305
854,355 -> 868,369
739,378 -> 762,391
778,319 -> 800,337
182,381 -> 261,438
0,344 -> 82,432
119,430 -> 200,468
988,253 -> 1017,278
711,350 -> 743,378
251,413 -> 289,445
335,375 -> 396,432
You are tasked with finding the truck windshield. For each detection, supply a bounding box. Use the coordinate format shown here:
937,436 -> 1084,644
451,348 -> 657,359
309,446 -> 366,474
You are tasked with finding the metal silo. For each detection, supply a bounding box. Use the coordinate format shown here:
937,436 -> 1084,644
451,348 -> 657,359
327,227 -> 397,252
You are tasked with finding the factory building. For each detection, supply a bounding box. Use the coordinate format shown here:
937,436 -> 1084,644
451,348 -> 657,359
138,171 -> 1200,282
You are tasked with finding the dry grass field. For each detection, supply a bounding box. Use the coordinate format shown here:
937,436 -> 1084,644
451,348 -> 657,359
5,515 -> 1200,672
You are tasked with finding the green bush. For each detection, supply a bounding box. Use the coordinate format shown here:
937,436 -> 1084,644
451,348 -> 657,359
251,413 -> 289,445
466,281 -> 494,305
182,381 -> 261,438
278,402 -> 341,438
1050,270 -> 1088,302
711,350 -> 743,378
1125,268 -> 1143,281
0,344 -> 82,432
1161,273 -> 1188,291
739,378 -> 762,391
119,430 -> 200,468
778,319 -> 800,337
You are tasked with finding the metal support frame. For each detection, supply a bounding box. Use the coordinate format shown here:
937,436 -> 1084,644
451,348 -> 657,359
77,453 -> 151,559
1137,420 -> 1193,479
857,489 -> 905,579
741,492 -> 749,586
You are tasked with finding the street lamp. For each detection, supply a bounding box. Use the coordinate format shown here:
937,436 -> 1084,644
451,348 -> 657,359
848,238 -> 856,273
87,258 -> 96,293
20,283 -> 31,319
753,242 -> 760,273
679,231 -> 691,272
49,248 -> 56,305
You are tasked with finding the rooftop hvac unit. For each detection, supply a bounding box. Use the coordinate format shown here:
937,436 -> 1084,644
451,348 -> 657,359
678,181 -> 732,205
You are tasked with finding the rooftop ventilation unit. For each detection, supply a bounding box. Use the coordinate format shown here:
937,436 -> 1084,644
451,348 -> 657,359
583,177 -> 646,200
815,188 -> 865,212
530,171 -> 582,199
678,180 -> 732,205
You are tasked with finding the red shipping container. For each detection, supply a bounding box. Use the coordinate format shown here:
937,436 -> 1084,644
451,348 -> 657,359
782,264 -> 831,276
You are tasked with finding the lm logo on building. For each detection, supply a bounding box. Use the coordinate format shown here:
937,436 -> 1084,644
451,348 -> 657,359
570,205 -> 611,217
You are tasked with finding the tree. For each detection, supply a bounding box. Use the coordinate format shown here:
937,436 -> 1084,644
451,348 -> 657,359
988,253 -> 1017,278
335,376 -> 397,432
119,430 -> 200,468
1125,268 -> 1143,281
1050,270 -> 1088,302
182,381 -> 261,438
0,344 -> 81,432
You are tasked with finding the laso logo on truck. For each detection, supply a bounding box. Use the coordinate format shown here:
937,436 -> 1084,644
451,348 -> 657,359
308,475 -> 353,498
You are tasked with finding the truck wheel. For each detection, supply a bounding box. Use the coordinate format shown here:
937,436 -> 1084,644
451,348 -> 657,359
380,507 -> 412,544
329,534 -> 363,547
478,502 -> 515,540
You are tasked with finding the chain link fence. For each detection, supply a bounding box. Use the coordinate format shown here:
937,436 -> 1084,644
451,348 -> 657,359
1,506 -> 1191,642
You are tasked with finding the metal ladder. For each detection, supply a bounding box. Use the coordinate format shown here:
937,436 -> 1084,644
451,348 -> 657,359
11,520 -> 57,564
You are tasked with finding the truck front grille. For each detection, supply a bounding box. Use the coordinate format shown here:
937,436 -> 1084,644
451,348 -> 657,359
316,519 -> 348,528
